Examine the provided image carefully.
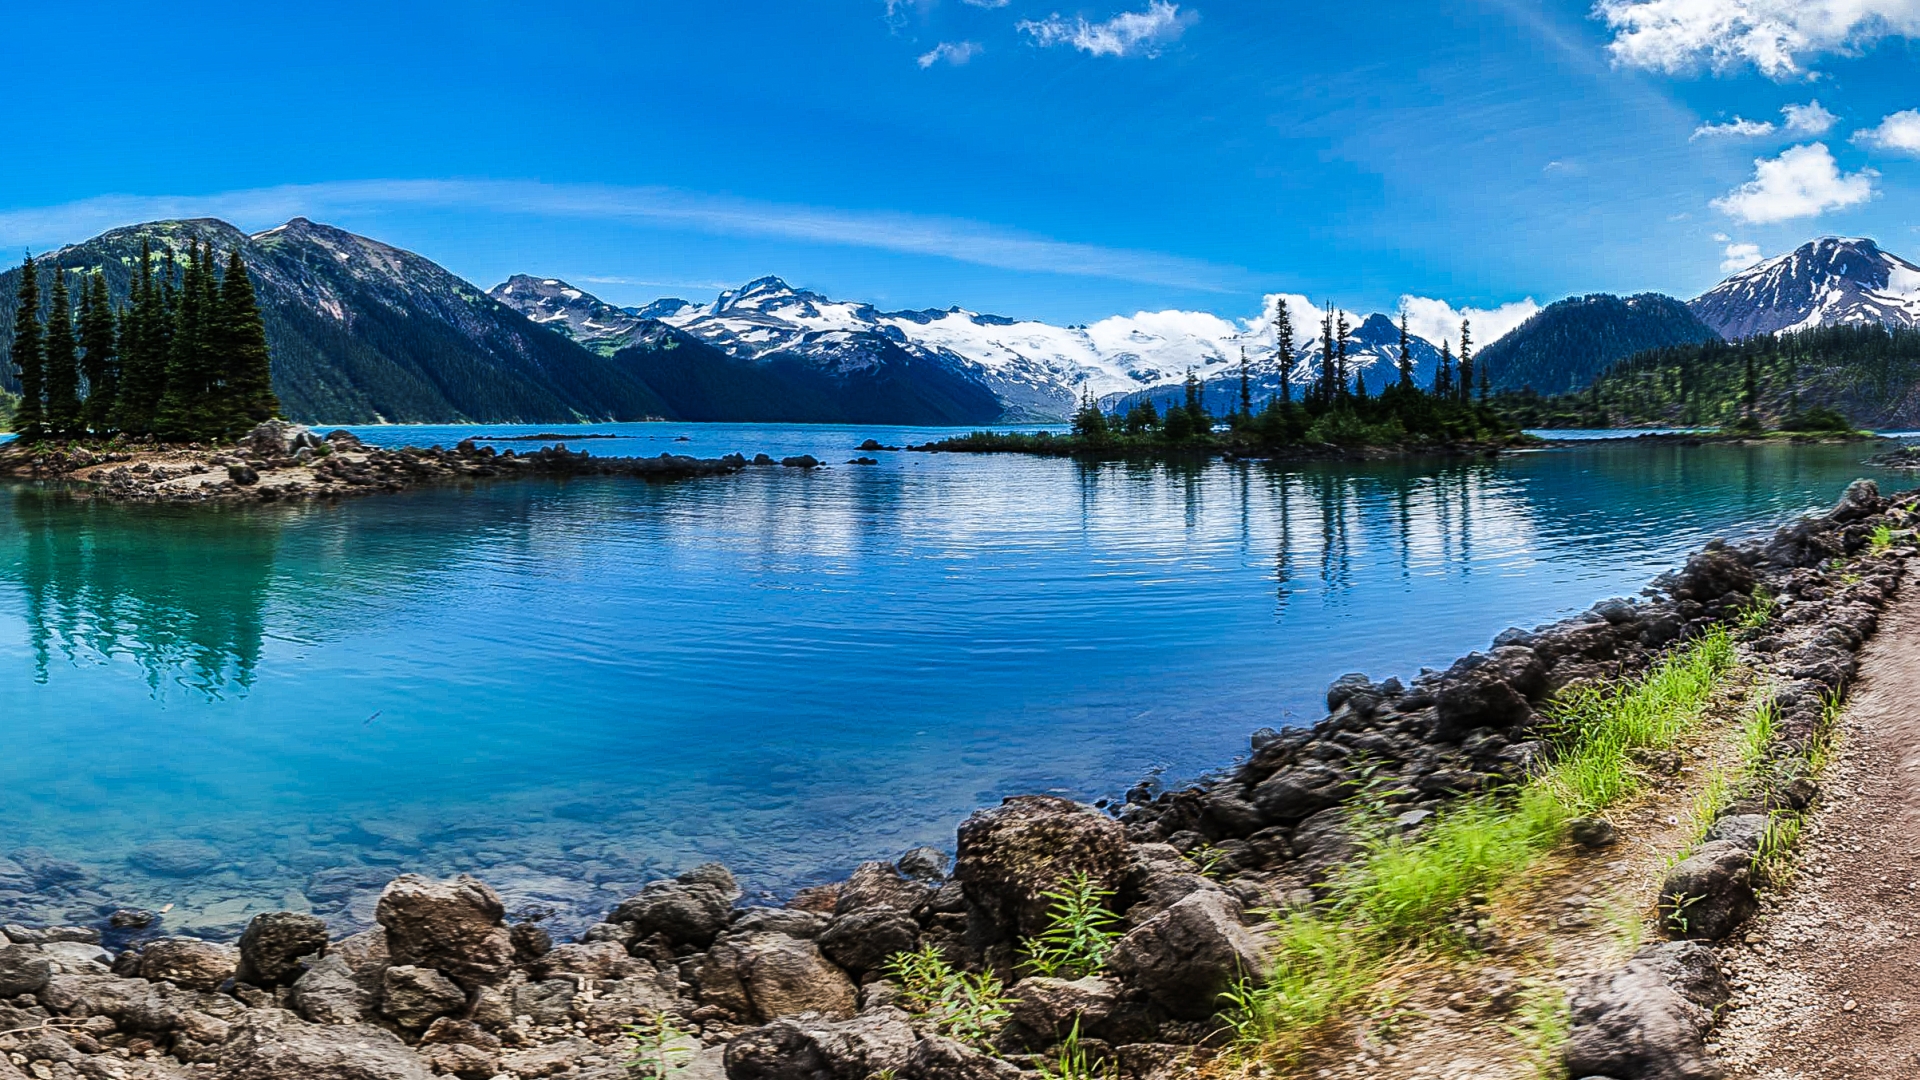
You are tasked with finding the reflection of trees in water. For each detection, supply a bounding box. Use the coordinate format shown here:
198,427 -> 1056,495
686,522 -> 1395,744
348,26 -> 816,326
1259,458 -> 1504,614
9,491 -> 279,699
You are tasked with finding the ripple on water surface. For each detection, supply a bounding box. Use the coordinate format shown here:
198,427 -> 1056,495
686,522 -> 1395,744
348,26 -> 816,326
0,423 -> 1901,935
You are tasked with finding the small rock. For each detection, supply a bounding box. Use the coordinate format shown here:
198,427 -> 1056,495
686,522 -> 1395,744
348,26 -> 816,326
137,937 -> 238,991
1569,817 -> 1619,850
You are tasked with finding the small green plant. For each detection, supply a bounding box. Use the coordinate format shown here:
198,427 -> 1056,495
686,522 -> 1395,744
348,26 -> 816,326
1753,811 -> 1804,886
1739,698 -> 1778,773
1505,983 -> 1571,1080
1020,873 -> 1123,978
623,1012 -> 696,1078
1736,587 -> 1777,631
1869,523 -> 1896,555
1185,844 -> 1232,881
887,945 -> 1015,1049
1036,1017 -> 1117,1080
1662,892 -> 1705,936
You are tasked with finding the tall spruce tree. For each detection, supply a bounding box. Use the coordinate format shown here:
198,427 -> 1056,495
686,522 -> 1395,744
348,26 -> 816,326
214,248 -> 277,432
1274,297 -> 1294,403
10,253 -> 44,437
1434,340 -> 1455,398
1397,311 -> 1414,389
42,269 -> 81,437
1237,347 -> 1252,418
1457,319 -> 1474,405
115,240 -> 163,435
1334,310 -> 1351,399
1318,305 -> 1335,403
156,241 -> 220,440
79,273 -> 117,433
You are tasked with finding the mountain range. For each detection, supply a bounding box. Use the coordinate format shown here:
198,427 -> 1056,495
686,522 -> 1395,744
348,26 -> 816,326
5,220 -> 1920,427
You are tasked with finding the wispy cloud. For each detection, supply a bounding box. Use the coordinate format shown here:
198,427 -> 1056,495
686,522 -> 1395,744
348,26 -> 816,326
1782,100 -> 1837,134
0,179 -> 1243,292
1711,143 -> 1877,223
961,0 -> 1010,6
1691,116 -> 1775,140
918,41 -> 981,67
1854,108 -> 1920,155
1019,1 -> 1197,58
1595,0 -> 1920,78
1720,241 -> 1763,271
1398,296 -> 1540,349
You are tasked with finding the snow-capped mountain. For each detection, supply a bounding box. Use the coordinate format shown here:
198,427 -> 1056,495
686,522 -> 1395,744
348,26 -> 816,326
1690,237 -> 1920,340
489,274 -> 1447,421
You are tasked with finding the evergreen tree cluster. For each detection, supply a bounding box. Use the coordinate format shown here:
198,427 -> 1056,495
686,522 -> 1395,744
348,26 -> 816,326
1487,323 -> 1920,431
7,240 -> 277,442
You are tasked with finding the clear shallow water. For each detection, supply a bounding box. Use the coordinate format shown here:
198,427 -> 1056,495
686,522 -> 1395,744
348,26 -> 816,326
0,423 -> 1906,936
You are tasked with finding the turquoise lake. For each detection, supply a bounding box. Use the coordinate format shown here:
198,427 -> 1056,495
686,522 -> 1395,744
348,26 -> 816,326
0,425 -> 1908,937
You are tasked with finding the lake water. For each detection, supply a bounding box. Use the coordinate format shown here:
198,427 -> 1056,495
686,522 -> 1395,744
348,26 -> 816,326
0,424 -> 1907,937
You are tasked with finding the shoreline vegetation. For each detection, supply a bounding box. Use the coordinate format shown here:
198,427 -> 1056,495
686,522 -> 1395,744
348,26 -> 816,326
0,479 -> 1902,1080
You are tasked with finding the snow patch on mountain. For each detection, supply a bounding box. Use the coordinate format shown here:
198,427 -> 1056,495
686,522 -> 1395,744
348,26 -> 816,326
1689,236 -> 1920,339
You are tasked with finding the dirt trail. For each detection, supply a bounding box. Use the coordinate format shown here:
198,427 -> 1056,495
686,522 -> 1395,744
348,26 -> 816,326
1715,585 -> 1920,1078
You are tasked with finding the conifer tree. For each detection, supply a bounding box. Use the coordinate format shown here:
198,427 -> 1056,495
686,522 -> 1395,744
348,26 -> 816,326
79,273 -> 117,433
42,269 -> 81,437
1397,311 -> 1414,389
156,242 -> 219,440
1318,305 -> 1335,404
1334,310 -> 1351,399
115,240 -> 164,435
1457,319 -> 1474,405
9,253 -> 44,437
1434,340 -> 1455,398
1354,370 -> 1368,401
214,248 -> 277,431
1274,297 -> 1294,403
1237,347 -> 1252,418
1477,368 -> 1490,401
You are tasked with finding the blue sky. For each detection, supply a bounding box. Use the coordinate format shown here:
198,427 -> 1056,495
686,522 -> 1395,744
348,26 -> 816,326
2,0 -> 1917,335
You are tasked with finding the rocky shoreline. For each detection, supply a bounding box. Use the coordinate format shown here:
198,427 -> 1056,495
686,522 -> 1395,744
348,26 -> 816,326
0,422 -> 827,504
0,481 -> 1908,1080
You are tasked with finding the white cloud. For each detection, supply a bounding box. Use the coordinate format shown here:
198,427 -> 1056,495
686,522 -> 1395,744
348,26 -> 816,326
1710,142 -> 1877,223
1782,100 -> 1838,134
1720,241 -> 1764,271
1692,116 -> 1776,140
918,41 -> 981,67
1018,1 -> 1197,58
961,0 -> 1010,6
1397,296 -> 1541,351
1595,0 -> 1920,77
1854,108 -> 1920,154
0,179 -> 1243,292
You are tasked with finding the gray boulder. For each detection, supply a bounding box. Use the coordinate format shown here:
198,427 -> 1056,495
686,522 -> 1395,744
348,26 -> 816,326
722,1008 -> 918,1080
1659,841 -> 1758,941
0,944 -> 52,997
905,1035 -> 1024,1080
1563,941 -> 1728,1080
375,875 -> 515,988
835,862 -> 935,916
213,1010 -> 431,1080
380,965 -> 468,1030
817,907 -> 919,978
1006,975 -> 1161,1046
612,864 -> 742,950
1109,891 -> 1271,1021
512,978 -> 577,1026
953,796 -> 1129,942
696,932 -> 857,1022
137,938 -> 238,991
237,911 -> 330,987
1247,764 -> 1347,822
291,956 -> 376,1025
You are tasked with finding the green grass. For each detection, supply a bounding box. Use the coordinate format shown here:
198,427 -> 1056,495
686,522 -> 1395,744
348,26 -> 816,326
1221,628 -> 1738,1067
885,945 -> 1015,1050
1869,523 -> 1896,556
1506,982 -> 1572,1079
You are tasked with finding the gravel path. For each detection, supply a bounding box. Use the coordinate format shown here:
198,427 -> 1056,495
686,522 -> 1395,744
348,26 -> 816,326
1715,585 -> 1920,1078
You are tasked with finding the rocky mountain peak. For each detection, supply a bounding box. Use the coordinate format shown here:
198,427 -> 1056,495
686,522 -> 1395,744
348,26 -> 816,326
1690,236 -> 1920,340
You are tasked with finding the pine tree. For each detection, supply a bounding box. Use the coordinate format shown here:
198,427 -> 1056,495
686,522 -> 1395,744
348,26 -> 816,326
9,253 -> 44,438
115,240 -> 163,435
1274,297 -> 1294,403
1397,311 -> 1414,390
42,268 -> 81,437
213,248 -> 278,433
156,241 -> 221,440
1434,340 -> 1455,398
79,273 -> 117,434
1334,310 -> 1351,399
1237,347 -> 1252,418
1457,319 -> 1474,405
1477,367 -> 1491,401
1354,370 -> 1368,401
1318,305 -> 1335,403
1742,352 -> 1758,427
